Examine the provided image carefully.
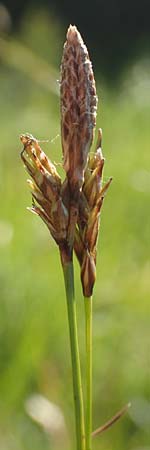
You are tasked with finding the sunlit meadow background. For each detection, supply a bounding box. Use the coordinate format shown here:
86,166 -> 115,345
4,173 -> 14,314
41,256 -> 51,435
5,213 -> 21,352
0,7 -> 150,450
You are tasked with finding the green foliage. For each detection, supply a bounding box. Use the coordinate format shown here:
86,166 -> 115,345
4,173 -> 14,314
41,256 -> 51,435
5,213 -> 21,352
0,11 -> 150,450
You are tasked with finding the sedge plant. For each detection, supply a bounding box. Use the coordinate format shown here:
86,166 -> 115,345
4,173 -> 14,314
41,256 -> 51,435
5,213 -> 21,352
20,25 -> 129,450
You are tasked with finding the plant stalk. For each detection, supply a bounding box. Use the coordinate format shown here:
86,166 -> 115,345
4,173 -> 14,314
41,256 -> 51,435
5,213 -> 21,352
61,248 -> 85,450
84,296 -> 92,450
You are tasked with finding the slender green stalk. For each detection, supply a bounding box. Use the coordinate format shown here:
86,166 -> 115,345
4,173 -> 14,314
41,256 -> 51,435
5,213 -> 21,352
62,256 -> 85,450
84,296 -> 92,450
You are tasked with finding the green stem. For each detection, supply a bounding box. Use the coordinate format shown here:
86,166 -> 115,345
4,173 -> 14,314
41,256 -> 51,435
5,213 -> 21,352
84,296 -> 92,450
61,252 -> 85,450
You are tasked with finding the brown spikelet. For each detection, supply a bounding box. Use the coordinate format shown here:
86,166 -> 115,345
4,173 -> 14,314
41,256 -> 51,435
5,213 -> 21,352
60,25 -> 98,198
74,129 -> 112,296
20,134 -> 69,245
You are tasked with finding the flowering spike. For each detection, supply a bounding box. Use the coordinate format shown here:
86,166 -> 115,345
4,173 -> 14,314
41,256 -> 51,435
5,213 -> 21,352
20,26 -> 111,296
60,25 -> 98,197
74,128 -> 111,297
20,134 -> 69,246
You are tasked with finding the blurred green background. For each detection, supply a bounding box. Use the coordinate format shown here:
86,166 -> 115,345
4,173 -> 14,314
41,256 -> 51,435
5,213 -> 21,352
0,3 -> 150,450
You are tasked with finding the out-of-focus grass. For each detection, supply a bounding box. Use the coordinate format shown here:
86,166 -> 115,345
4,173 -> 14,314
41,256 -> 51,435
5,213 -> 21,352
0,9 -> 150,450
